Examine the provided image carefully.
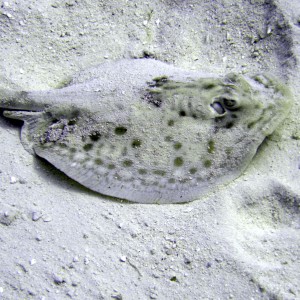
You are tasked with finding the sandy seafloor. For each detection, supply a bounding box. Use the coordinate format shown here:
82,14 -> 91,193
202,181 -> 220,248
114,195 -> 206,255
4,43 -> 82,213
0,0 -> 299,299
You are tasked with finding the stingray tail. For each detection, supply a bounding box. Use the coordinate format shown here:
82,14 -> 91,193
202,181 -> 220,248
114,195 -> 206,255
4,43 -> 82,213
0,88 -> 47,112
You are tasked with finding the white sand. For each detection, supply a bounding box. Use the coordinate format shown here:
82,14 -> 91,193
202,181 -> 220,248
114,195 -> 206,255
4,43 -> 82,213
0,0 -> 299,299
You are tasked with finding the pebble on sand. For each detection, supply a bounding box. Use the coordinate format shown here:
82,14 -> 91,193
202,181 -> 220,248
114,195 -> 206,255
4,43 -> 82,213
119,255 -> 127,262
32,211 -> 42,222
53,274 -> 65,285
10,176 -> 18,184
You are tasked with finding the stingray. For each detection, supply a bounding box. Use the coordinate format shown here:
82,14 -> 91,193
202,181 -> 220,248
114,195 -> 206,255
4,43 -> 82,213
0,59 -> 293,203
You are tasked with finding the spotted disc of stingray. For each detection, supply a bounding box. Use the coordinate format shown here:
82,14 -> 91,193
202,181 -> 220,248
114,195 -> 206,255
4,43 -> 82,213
0,59 -> 293,203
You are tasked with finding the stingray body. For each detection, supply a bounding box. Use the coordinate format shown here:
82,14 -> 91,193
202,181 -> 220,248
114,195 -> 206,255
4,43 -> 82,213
0,59 -> 293,203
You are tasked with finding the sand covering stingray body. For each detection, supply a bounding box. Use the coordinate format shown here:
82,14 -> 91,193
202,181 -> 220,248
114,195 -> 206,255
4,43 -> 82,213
0,59 -> 293,203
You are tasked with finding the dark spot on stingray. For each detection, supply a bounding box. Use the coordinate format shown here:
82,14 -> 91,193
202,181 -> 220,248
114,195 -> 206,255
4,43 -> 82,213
107,163 -> 115,169
83,143 -> 93,151
225,121 -> 234,129
174,157 -> 184,167
185,83 -> 198,88
208,140 -> 215,154
152,76 -> 169,87
168,178 -> 176,184
68,119 -> 77,126
162,84 -> 178,90
179,110 -> 186,117
142,50 -> 155,59
138,169 -> 147,175
58,143 -> 67,148
123,160 -> 133,167
168,120 -> 175,126
214,116 -> 225,123
70,109 -> 81,119
247,121 -> 256,129
45,111 -> 53,118
174,142 -> 182,150
132,139 -> 142,148
115,126 -> 127,135
89,130 -> 101,141
95,158 -> 103,165
204,160 -> 212,168
189,167 -> 197,174
50,117 -> 59,124
202,82 -> 216,89
153,170 -> 166,176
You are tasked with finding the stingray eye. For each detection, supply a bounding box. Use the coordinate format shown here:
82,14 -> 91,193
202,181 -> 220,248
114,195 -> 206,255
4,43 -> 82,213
223,98 -> 238,109
211,102 -> 225,115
